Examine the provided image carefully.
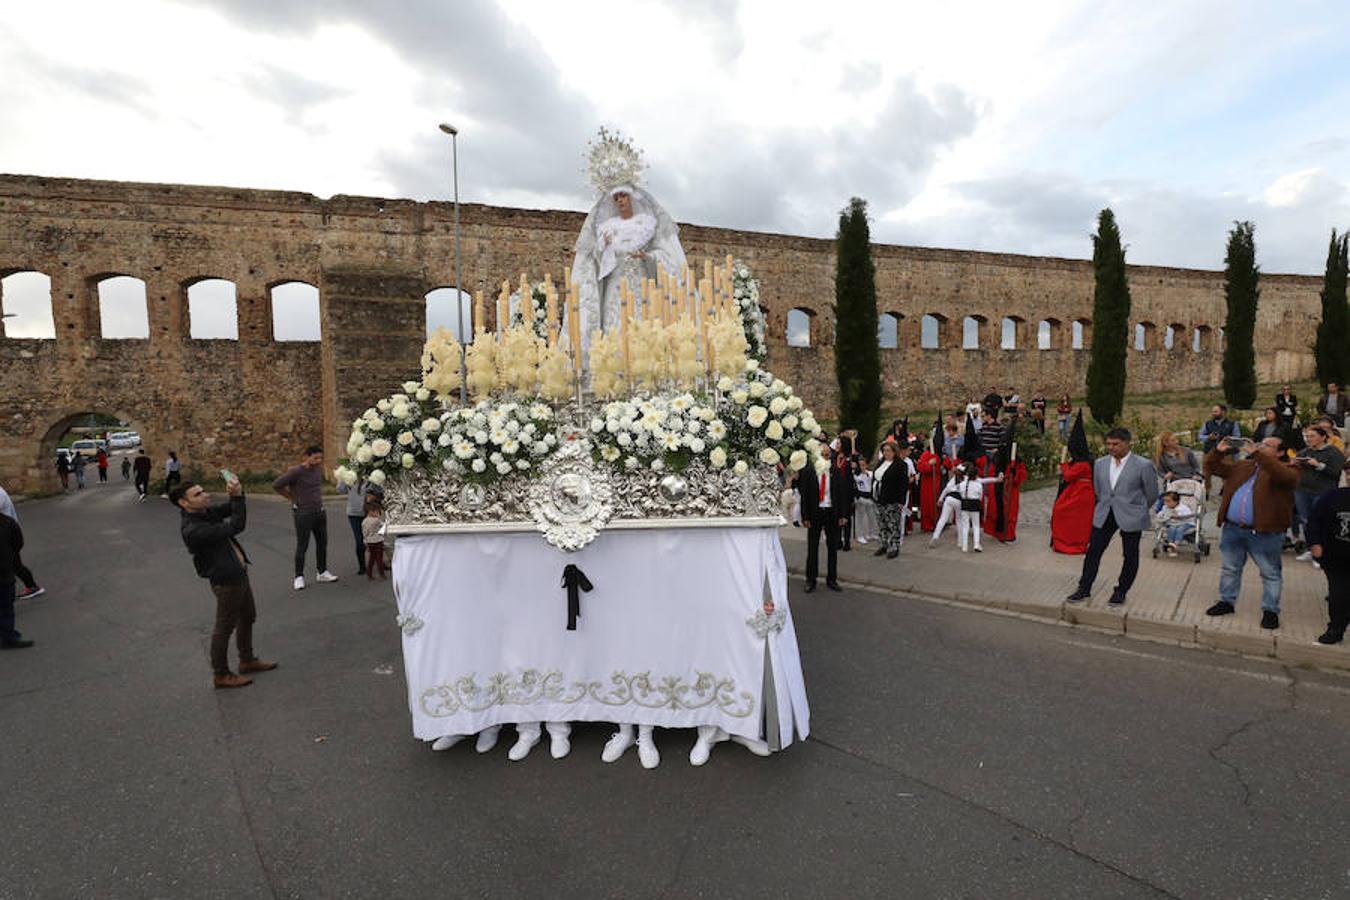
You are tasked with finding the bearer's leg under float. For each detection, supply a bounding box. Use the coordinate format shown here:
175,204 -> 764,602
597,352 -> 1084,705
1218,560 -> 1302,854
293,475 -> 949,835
601,723 -> 660,768
430,724 -> 502,753
689,726 -> 771,766
507,722 -> 570,760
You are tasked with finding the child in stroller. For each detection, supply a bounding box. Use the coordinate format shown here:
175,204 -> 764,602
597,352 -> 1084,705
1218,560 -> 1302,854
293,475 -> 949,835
1152,478 -> 1209,561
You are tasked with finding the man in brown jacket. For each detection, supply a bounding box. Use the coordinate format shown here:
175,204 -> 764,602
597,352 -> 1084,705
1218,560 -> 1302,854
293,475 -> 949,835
1203,436 -> 1298,629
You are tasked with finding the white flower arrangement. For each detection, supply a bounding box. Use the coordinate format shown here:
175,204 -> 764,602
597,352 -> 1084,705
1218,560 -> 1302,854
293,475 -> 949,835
510,282 -> 552,340
731,260 -> 767,361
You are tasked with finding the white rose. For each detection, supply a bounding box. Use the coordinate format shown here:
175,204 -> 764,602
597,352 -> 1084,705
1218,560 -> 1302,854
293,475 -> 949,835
788,396 -> 803,411
376,399 -> 391,413
759,447 -> 780,465
745,359 -> 759,372
749,382 -> 767,399
356,446 -> 374,464
802,416 -> 819,434
368,468 -> 386,485
789,449 -> 808,471
401,453 -> 415,469
769,397 -> 788,416
730,390 -> 749,405
368,417 -> 385,432
766,420 -> 784,441
471,458 -> 487,473
709,447 -> 728,468
747,406 -> 769,428
402,380 -> 419,393
391,402 -> 410,420
362,408 -> 378,422
438,432 -> 452,447
771,379 -> 786,393
415,388 -> 430,402
422,417 -> 441,432
370,438 -> 393,458
688,437 -> 706,453
717,376 -> 734,391
804,438 -> 821,454
397,431 -> 415,446
733,460 -> 749,475
783,415 -> 799,431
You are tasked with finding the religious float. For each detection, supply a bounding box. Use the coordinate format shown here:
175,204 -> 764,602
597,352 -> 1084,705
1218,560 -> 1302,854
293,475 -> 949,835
336,131 -> 815,768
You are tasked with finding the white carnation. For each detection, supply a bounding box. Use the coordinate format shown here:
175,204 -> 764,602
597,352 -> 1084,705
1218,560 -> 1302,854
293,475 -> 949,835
402,380 -> 419,393
415,388 -> 430,402
391,402 -> 410,420
733,460 -> 749,475
688,437 -> 706,453
783,415 -> 799,431
368,468 -> 386,485
730,390 -> 749,405
709,447 -> 728,468
749,382 -> 767,399
496,461 -> 512,475
367,417 -> 385,432
356,446 -> 374,464
422,417 -> 441,432
438,432 -> 452,447
769,397 -> 788,416
471,459 -> 487,473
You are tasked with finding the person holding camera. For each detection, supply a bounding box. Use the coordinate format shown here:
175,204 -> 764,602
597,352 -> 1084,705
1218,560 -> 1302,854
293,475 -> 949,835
171,475 -> 277,689
1291,426 -> 1345,559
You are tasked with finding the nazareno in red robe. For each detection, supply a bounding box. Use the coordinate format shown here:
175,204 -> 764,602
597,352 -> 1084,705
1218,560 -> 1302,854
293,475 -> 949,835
983,459 -> 1028,542
1051,460 -> 1095,554
914,451 -> 951,531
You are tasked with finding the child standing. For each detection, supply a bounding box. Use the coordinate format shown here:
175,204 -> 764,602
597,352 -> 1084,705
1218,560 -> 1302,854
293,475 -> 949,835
933,464 -> 1002,552
361,496 -> 387,579
1155,490 -> 1197,556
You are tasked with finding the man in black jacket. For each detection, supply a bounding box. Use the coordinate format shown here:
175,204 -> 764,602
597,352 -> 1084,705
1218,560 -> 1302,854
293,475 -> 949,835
171,479 -> 277,689
0,513 -> 34,649
1274,386 -> 1298,428
797,445 -> 853,593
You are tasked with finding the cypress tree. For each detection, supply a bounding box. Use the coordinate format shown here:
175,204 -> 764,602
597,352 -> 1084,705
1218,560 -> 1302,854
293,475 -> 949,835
1314,229 -> 1350,389
1221,221 -> 1259,409
1084,208 -> 1131,424
833,197 -> 882,455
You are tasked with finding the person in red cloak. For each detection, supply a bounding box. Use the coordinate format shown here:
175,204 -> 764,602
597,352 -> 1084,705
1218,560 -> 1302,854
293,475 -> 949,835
914,416 -> 950,531
1051,409 -> 1095,554
983,418 -> 1029,543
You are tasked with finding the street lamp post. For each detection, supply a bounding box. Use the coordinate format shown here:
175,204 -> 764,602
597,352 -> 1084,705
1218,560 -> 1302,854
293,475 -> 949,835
439,122 -> 468,404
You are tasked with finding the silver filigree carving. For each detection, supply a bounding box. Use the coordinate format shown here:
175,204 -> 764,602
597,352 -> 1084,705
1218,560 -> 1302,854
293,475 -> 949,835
419,667 -> 755,718
658,474 -> 688,501
746,608 -> 787,639
525,438 -> 613,550
396,613 -> 425,636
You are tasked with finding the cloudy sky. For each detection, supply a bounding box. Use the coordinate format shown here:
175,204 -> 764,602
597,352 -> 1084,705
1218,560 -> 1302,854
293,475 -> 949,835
3,1 -> 1350,338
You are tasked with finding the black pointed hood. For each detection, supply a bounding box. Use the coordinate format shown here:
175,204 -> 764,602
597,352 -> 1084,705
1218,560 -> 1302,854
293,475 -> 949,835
1068,409 -> 1091,462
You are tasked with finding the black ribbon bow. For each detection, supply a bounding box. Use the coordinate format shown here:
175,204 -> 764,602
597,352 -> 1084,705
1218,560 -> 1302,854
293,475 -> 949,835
561,564 -> 593,631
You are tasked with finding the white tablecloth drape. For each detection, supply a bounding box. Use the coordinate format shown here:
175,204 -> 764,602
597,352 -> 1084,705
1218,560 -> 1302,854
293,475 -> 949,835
392,527 -> 810,748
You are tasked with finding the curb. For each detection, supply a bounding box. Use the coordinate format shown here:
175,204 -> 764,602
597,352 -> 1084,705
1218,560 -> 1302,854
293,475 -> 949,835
786,565 -> 1350,674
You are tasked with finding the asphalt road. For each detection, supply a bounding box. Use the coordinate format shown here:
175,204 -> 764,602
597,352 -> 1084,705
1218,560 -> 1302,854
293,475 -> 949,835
3,478 -> 1349,899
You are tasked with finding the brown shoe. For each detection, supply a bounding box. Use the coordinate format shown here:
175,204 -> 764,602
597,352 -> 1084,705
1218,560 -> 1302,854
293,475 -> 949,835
213,673 -> 253,689
239,659 -> 278,674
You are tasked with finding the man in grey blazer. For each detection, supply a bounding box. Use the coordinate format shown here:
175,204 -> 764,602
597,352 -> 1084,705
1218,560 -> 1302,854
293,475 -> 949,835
1067,427 -> 1159,606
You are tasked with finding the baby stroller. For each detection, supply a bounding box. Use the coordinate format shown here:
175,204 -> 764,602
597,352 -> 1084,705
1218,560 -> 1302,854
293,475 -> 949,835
1151,477 -> 1210,563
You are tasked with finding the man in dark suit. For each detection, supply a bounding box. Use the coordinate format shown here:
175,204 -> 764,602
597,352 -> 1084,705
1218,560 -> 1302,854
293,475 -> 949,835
1274,386 -> 1298,428
797,444 -> 853,592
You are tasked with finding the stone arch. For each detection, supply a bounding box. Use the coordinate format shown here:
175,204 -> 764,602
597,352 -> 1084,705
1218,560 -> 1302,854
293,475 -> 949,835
1037,318 -> 1062,350
1192,324 -> 1212,352
270,280 -> 321,342
878,311 -> 901,349
0,269 -> 55,339
183,277 -> 239,340
94,274 -> 150,339
1163,322 -> 1185,351
920,313 -> 947,349
1072,317 -> 1091,350
786,307 -> 814,348
962,315 -> 988,350
37,406 -> 151,492
1001,315 -> 1025,350
426,286 -> 474,342
1134,321 -> 1156,352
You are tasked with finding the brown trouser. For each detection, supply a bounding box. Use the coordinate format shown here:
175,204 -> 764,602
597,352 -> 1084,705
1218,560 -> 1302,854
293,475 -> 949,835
210,576 -> 257,677
366,542 -> 386,578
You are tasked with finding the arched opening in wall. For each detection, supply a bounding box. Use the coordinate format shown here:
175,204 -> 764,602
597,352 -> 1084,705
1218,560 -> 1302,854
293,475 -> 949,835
1134,321 -> 1156,352
877,312 -> 901,349
185,278 -> 239,340
1164,323 -> 1184,351
40,408 -> 147,491
0,270 -> 56,338
1001,316 -> 1024,350
96,275 -> 150,339
426,287 -> 475,342
270,281 -> 321,341
962,315 -> 986,350
1072,318 -> 1090,350
920,313 -> 946,349
786,308 -> 813,348
1193,325 -> 1212,352
1038,318 -> 1062,350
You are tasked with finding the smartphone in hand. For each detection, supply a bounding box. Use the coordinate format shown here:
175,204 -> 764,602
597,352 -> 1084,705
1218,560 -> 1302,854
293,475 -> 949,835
220,468 -> 239,485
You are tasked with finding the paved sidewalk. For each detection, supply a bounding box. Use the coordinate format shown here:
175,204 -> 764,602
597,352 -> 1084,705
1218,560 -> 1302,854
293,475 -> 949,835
781,488 -> 1350,672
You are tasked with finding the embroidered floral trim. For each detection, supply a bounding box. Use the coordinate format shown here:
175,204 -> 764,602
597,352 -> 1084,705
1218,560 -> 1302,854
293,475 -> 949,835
396,613 -> 424,636
746,607 -> 787,639
420,668 -> 754,718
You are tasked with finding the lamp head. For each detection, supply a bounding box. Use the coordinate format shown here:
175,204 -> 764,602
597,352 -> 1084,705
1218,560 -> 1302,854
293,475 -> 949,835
438,123 -> 458,136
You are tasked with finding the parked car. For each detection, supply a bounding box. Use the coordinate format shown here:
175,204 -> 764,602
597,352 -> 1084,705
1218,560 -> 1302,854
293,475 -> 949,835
108,432 -> 140,450
70,439 -> 100,458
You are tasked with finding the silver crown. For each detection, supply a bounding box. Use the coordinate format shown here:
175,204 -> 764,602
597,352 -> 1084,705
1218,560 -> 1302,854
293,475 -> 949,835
585,127 -> 646,196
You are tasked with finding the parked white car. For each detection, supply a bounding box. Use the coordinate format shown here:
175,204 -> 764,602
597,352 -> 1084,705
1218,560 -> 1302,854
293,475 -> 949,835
108,431 -> 141,449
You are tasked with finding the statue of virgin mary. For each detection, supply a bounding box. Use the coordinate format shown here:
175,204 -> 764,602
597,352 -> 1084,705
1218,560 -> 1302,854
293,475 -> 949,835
570,129 -> 687,355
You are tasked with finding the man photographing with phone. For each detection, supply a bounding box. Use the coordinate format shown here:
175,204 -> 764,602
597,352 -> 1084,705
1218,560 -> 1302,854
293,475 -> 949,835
170,472 -> 278,689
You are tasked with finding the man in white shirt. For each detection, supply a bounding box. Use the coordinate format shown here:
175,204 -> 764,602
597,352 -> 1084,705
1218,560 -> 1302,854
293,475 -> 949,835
796,445 -> 852,592
1067,427 -> 1159,606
